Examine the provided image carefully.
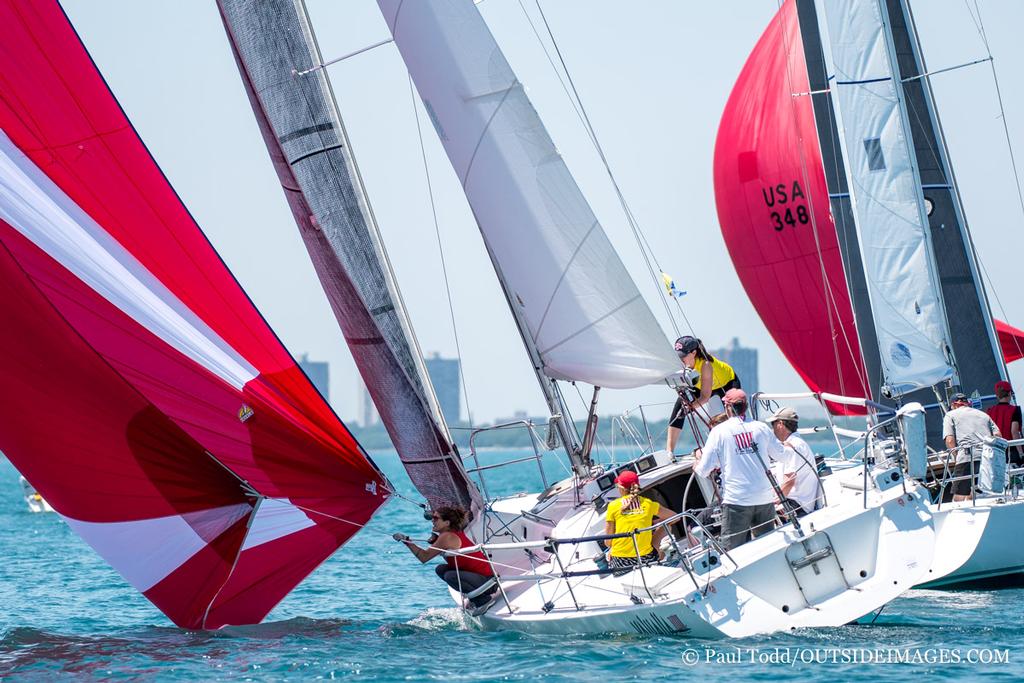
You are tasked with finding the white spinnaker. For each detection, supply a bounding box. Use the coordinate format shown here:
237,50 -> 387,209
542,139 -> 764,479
377,0 -> 678,390
816,0 -> 955,396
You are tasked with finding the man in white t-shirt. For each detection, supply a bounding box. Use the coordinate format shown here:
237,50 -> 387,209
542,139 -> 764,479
767,406 -> 820,516
694,388 -> 784,550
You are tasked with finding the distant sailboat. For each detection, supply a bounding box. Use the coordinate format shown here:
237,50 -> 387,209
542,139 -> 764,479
715,0 -> 1024,587
0,0 -> 389,628
20,475 -> 53,514
716,0 -> 1019,418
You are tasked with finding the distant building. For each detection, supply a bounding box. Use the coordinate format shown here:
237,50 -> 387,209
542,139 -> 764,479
425,353 -> 461,425
357,378 -> 378,428
297,354 -> 330,402
711,338 -> 758,395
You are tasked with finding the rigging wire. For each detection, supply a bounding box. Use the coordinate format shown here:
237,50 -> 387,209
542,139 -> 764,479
406,75 -> 478,430
962,0 -> 1024,362
519,0 -> 693,338
970,0 -> 1024,229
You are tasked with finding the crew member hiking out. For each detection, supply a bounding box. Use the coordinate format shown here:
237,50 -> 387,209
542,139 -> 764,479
393,505 -> 498,613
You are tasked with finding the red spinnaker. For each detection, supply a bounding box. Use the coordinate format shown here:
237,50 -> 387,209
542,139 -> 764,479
714,0 -> 870,412
0,1 -> 388,628
714,0 -> 1022,411
996,319 -> 1024,365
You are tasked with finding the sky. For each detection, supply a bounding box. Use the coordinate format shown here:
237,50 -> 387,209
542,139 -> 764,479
60,1 -> 1024,426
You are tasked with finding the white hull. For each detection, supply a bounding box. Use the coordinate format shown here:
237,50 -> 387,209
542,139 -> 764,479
467,460 -> 936,638
20,475 -> 53,513
919,496 -> 1024,588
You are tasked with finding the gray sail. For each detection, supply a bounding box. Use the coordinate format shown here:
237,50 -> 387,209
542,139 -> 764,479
217,0 -> 480,512
880,0 -> 1005,397
796,0 -> 1006,445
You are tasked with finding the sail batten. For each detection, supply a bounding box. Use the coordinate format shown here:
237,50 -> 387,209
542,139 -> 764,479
377,0 -> 678,390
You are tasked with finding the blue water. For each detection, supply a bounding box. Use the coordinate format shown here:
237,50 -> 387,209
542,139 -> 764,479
1,449 -> 1021,681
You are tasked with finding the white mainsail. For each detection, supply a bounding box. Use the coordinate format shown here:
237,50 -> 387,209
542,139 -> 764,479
377,0 -> 678,390
817,0 -> 956,396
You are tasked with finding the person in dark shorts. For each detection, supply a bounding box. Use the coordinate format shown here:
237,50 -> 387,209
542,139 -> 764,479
602,470 -> 677,573
693,389 -> 784,550
667,336 -> 741,453
943,393 -> 1001,501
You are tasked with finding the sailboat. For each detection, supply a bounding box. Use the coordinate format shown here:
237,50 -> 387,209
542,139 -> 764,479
219,0 -> 939,637
20,475 -> 54,514
0,0 -> 390,629
715,0 -> 1024,588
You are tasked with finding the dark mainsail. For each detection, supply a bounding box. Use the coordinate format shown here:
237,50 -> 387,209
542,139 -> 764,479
881,0 -> 1005,399
217,0 -> 480,512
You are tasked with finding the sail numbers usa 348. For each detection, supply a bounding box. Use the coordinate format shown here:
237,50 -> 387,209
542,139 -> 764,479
762,180 -> 809,231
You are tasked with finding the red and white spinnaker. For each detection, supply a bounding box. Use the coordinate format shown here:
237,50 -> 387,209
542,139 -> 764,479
0,1 -> 388,628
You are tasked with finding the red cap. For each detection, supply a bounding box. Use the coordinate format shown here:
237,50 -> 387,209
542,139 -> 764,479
723,388 -> 747,405
996,380 -> 1013,394
614,470 -> 639,487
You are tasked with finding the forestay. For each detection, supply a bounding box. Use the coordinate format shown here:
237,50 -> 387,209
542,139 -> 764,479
816,0 -> 955,396
377,0 -> 678,390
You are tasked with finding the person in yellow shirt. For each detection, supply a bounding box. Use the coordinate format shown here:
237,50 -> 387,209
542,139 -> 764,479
667,336 -> 741,453
603,471 -> 677,571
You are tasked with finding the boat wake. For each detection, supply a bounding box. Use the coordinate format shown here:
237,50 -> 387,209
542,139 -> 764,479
397,607 -> 470,634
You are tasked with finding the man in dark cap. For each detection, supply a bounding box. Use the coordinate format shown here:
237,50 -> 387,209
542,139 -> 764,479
943,392 -> 1001,501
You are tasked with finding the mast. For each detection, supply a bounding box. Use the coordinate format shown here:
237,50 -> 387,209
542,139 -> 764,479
885,0 -> 1007,393
218,0 -> 481,511
375,0 -> 680,476
797,0 -> 1006,443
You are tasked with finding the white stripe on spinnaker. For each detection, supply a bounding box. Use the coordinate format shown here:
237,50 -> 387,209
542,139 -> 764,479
63,503 -> 253,591
0,131 -> 257,390
240,497 -> 316,551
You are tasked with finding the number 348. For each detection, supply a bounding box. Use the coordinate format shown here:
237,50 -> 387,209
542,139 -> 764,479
770,205 -> 809,231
